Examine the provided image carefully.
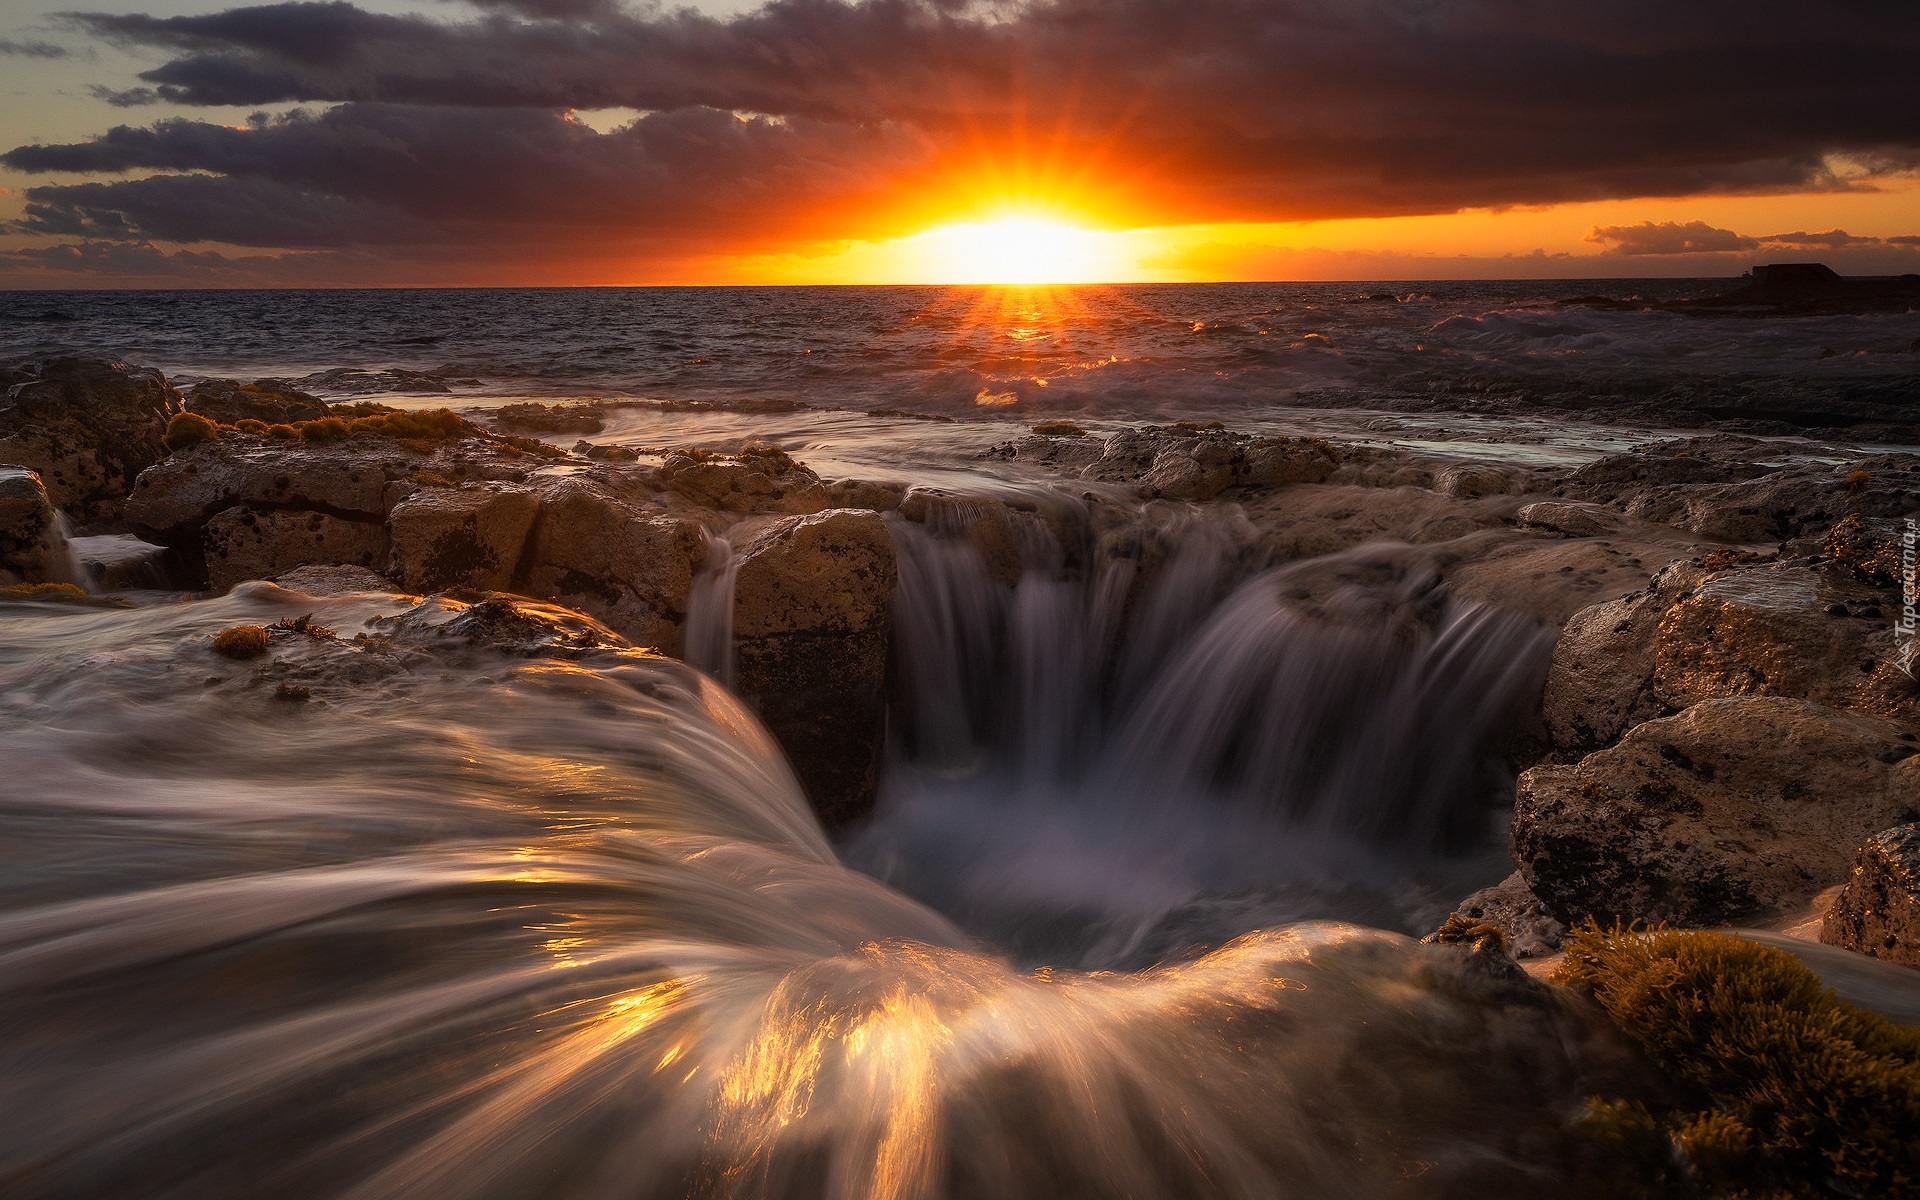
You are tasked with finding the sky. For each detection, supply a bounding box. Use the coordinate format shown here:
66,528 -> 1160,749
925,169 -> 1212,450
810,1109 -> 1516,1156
1,0 -> 1917,286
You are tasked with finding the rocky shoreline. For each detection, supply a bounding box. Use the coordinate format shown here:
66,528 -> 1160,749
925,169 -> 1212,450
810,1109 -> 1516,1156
4,354 -> 1919,970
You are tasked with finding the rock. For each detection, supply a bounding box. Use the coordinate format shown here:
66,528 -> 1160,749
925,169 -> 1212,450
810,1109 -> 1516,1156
732,509 -> 897,828
0,467 -> 77,585
518,478 -> 706,653
1516,501 -> 1616,538
1820,824 -> 1920,968
1823,513 -> 1906,587
822,478 -> 908,512
1237,437 -> 1340,488
203,506 -> 390,593
183,379 -> 329,426
0,357 -> 182,523
1433,464 -> 1509,499
1651,562 -> 1917,725
129,439 -> 411,534
386,485 -> 541,593
657,447 -> 828,514
1564,440 -> 1920,545
1541,562 -> 1705,752
271,563 -> 396,595
1512,696 -> 1920,927
1439,873 -> 1566,959
1077,428 -> 1336,498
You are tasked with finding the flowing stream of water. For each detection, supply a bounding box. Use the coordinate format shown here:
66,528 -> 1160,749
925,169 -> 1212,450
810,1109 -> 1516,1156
0,517 -> 1635,1199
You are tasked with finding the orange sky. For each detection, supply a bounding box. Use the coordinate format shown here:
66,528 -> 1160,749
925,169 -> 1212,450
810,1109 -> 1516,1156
1,0 -> 1917,286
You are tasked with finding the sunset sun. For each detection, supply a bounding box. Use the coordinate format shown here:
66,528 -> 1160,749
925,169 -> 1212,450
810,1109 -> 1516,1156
914,216 -> 1124,284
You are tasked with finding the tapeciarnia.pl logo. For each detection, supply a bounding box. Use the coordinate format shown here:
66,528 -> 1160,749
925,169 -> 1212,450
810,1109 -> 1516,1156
1900,516 -> 1918,680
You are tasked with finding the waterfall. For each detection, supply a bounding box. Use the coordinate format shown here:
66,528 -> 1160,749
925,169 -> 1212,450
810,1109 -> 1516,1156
0,586 -> 1649,1198
852,494 -> 1554,965
42,511 -> 89,588
684,533 -> 743,688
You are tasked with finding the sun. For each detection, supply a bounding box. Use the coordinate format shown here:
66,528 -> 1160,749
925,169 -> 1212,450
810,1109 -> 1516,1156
911,217 -> 1126,284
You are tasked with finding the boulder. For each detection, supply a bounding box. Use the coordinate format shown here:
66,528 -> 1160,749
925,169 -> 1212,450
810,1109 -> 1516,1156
1820,824 -> 1920,967
518,478 -> 706,653
1437,872 -> 1566,959
0,466 -> 77,585
129,439 -> 411,535
732,509 -> 897,828
183,379 -> 329,426
1512,696 -> 1920,927
204,506 -> 390,593
271,563 -> 396,596
1433,464 -> 1510,499
1540,562 -> 1705,752
1516,501 -> 1616,538
0,357 -> 182,523
656,447 -> 829,514
386,485 -> 541,593
1823,512 -> 1906,587
1079,428 -> 1337,498
1651,563 -> 1917,725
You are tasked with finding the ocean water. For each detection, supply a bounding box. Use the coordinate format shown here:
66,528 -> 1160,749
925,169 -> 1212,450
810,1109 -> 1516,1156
5,281 -> 1915,419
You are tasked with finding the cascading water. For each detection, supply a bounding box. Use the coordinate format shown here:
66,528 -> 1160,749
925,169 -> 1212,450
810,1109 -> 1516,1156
685,533 -> 743,688
0,581 -> 1652,1200
849,493 -> 1556,967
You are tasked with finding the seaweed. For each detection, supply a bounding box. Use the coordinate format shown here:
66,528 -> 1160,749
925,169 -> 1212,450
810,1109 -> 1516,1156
1553,923 -> 1920,1198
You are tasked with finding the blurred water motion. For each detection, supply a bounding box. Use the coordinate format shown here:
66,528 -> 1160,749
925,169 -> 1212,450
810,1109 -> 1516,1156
0,582 -> 1643,1199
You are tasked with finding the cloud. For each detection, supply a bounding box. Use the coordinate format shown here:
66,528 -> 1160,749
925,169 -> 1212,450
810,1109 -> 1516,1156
86,85 -> 163,106
8,0 -> 1920,272
1760,228 -> 1880,248
7,104 -> 932,250
0,37 -> 69,57
1587,220 -> 1760,255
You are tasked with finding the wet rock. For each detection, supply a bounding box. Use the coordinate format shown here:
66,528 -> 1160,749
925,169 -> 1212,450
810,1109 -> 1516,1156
491,401 -> 606,435
1079,427 -> 1337,499
1516,501 -> 1616,538
0,467 -> 73,584
1438,872 -> 1566,959
1651,562 -> 1917,725
382,593 -> 628,658
271,563 -> 396,595
1823,512 -> 1906,587
822,478 -> 908,513
732,509 -> 896,828
386,485 -> 540,593
518,478 -> 706,653
1433,464 -> 1510,499
1565,440 -> 1920,544
898,491 -> 1026,587
204,506 -> 390,593
129,439 -> 413,535
657,447 -> 828,514
1820,824 -> 1920,967
1513,696 -> 1920,927
183,379 -> 329,426
1238,437 -> 1340,488
1540,562 -> 1705,752
0,357 -> 182,523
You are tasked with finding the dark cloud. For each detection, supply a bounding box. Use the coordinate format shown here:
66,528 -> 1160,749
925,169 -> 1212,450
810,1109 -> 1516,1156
86,85 -> 163,106
7,104 -> 931,249
1760,228 -> 1880,249
10,0 -> 1920,263
0,37 -> 69,57
1588,220 -> 1760,255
